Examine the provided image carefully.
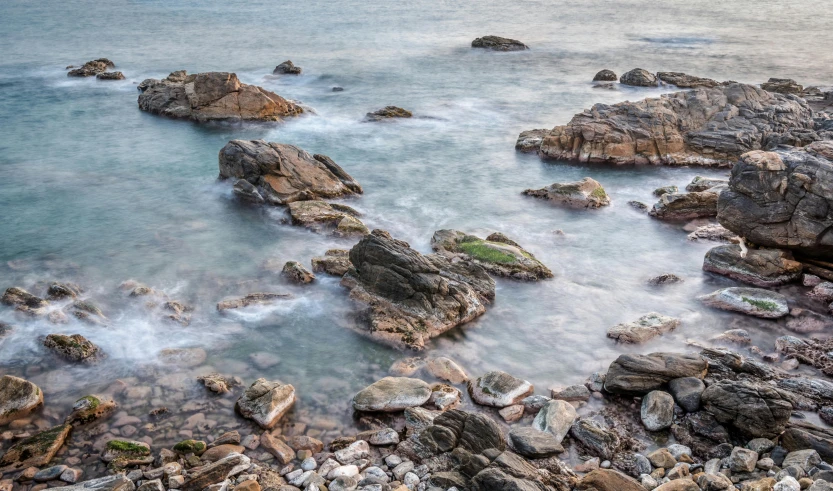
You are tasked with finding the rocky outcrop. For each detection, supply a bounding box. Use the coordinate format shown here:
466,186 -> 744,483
515,129 -> 548,153
218,140 -> 362,205
366,106 -> 412,121
340,230 -> 495,350
703,245 -> 803,286
430,230 -> 552,281
687,224 -> 739,242
352,377 -> 432,412
686,176 -> 729,192
65,395 -> 116,426
657,72 -> 720,89
0,375 -> 43,425
67,59 -> 114,77
649,191 -> 718,220
287,200 -> 369,237
43,334 -> 101,363
311,249 -> 352,276
604,352 -> 707,395
236,378 -> 296,429
471,36 -> 528,51
606,312 -> 680,343
698,287 -> 789,318
273,60 -> 301,75
523,177 -> 610,209
716,143 -> 833,258
281,261 -> 315,284
570,418 -> 621,461
700,380 -> 793,438
527,84 -> 819,166
620,68 -> 657,87
138,71 -> 303,122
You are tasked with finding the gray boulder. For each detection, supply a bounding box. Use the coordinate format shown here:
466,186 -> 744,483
620,68 -> 657,87
468,370 -> 533,408
703,245 -> 803,287
431,230 -> 552,281
640,390 -> 675,431
471,36 -> 528,51
698,287 -> 789,318
650,191 -> 718,220
352,377 -> 432,412
606,312 -> 680,343
570,418 -> 621,460
604,352 -> 707,395
700,380 -> 792,438
508,427 -> 564,458
236,378 -> 296,429
532,399 -> 576,443
668,377 -> 705,412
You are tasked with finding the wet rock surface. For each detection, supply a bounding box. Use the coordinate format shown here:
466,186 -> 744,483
67,59 -> 115,77
698,287 -> 789,318
606,312 -> 680,344
431,229 -> 553,281
365,106 -> 412,121
471,35 -> 528,51
0,375 -> 43,426
523,177 -> 611,209
703,245 -> 803,286
287,200 -> 369,237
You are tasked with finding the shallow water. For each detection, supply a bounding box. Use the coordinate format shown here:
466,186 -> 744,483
2,0 -> 833,457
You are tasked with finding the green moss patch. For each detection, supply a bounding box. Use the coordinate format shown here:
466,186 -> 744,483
173,439 -> 206,454
741,296 -> 779,311
459,241 -> 517,264
106,440 -> 149,455
591,186 -> 608,199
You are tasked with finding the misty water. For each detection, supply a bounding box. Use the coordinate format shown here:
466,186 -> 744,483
2,0 -> 833,456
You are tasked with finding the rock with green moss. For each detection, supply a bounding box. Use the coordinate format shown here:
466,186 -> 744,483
365,106 -> 412,121
1,287 -> 50,316
101,439 -> 153,467
698,287 -> 789,318
43,333 -> 102,363
653,185 -> 678,197
523,177 -> 610,209
287,200 -> 369,237
431,230 -> 553,281
173,439 -> 207,455
0,424 -> 71,469
0,375 -> 44,425
66,395 -> 117,426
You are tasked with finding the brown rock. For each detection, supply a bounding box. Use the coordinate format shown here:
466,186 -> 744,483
578,469 -> 644,491
260,433 -> 293,465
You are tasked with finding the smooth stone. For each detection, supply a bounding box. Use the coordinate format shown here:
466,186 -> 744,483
352,377 -> 431,412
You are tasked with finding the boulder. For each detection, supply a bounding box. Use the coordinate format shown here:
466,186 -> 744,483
508,427 -> 563,458
352,377 -> 431,412
717,143 -> 833,258
515,129 -> 548,153
340,230 -> 495,350
468,371 -> 534,408
365,106 -> 412,121
551,384 -> 591,402
781,421 -> 833,460
700,380 -> 792,438
138,71 -> 303,122
236,378 -> 296,429
101,440 -> 153,467
96,71 -> 124,80
216,292 -> 291,311
533,84 -> 818,166
218,140 -> 362,205
620,68 -> 657,87
67,59 -> 115,77
687,176 -> 729,192
808,282 -> 833,302
593,70 -> 618,82
650,191 -> 718,220
668,377 -> 705,412
65,395 -> 117,426
273,60 -> 301,75
0,375 -> 43,425
641,390 -> 675,431
425,356 -> 468,384
197,374 -> 239,394
698,287 -> 789,318
470,451 -> 549,491
606,312 -> 680,343
523,177 -> 610,209
657,72 -> 720,89
0,424 -> 71,469
578,468 -> 643,491
703,245 -> 803,286
471,36 -> 528,51
1,287 -> 49,315
281,261 -> 315,284
786,308 -> 833,333
430,230 -> 552,281
43,334 -> 101,362
761,78 -> 803,95
605,352 -> 707,395
287,200 -> 369,237
532,399 -> 576,443
654,185 -> 678,196
311,249 -> 352,276
570,418 -> 621,460
687,224 -> 739,242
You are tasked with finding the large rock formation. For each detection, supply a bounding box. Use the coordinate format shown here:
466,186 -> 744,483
521,84 -> 823,166
341,230 -> 495,350
604,352 -> 707,395
430,230 -> 552,281
138,71 -> 303,122
700,380 -> 793,438
717,142 -> 833,258
218,140 -> 362,205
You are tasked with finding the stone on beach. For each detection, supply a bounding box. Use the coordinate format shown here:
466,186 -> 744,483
604,352 -> 707,395
0,375 -> 43,425
523,177 -> 610,209
701,380 -> 792,438
698,287 -> 789,318
509,427 -> 564,458
236,378 -> 296,429
606,312 -> 680,343
468,370 -> 534,407
425,356 -> 469,384
352,377 -> 432,412
640,390 -> 675,431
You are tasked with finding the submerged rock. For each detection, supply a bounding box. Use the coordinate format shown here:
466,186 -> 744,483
365,106 -> 412,121
96,71 -> 124,80
67,59 -> 115,77
219,140 -> 362,205
273,60 -> 301,75
425,356 -> 468,384
649,191 -> 718,220
216,292 -> 291,311
43,334 -> 101,363
311,249 -> 352,276
657,72 -> 720,88
281,261 -> 315,284
0,375 -> 44,425
352,377 -> 432,412
0,424 -> 71,469
287,200 -> 369,237
47,282 -> 83,300
430,229 -> 552,281
593,69 -> 618,82
605,352 -> 707,395
523,177 -> 610,209
703,245 -> 803,286
340,230 -> 495,350
648,273 -> 683,285
138,71 -> 303,122
236,378 -> 296,429
198,373 -> 240,394
471,35 -> 528,51
180,453 -> 251,491
2,287 -> 49,315
468,370 -> 533,408
606,312 -> 680,343
101,440 -> 153,467
620,68 -> 657,87
698,287 -> 789,318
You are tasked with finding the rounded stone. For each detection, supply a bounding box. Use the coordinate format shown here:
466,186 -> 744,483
641,390 -> 674,431
352,377 -> 431,412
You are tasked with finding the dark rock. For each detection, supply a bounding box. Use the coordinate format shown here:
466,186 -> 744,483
761,78 -> 803,95
604,352 -> 707,395
668,377 -> 706,412
365,106 -> 412,121
620,68 -> 657,87
650,191 -> 718,220
700,380 -> 792,438
46,282 -> 82,300
471,451 -> 551,491
781,421 -> 833,460
273,60 -> 301,75
96,72 -> 125,80
471,36 -> 528,51
698,287 -> 789,318
657,72 -> 720,88
703,245 -> 803,287
180,453 -> 250,491
311,249 -> 352,277
570,418 -> 621,460
287,200 -> 369,237
67,59 -> 114,77
2,287 -> 49,315
593,70 -> 618,82
508,427 -> 564,458
459,413 -> 505,454
43,334 -> 101,363
0,424 -> 71,469
648,273 -> 683,285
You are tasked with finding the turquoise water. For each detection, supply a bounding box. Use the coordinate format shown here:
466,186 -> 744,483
1,0 -> 832,439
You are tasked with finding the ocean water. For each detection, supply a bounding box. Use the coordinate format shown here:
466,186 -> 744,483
1,0 -> 833,450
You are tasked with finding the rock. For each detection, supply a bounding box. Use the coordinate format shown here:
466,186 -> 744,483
605,352 -> 707,395
515,129 -> 548,153
2,287 -> 49,315
761,78 -> 803,95
425,356 -> 468,384
687,224 -> 739,242
648,448 -> 677,468
570,418 -> 621,460
700,380 -> 792,438
712,328 -> 752,344
497,404 -> 524,422
138,71 -> 303,122
640,390 -> 674,431
534,84 -> 817,166
607,312 -> 680,343
273,61 -> 301,75
59,468 -> 84,484
352,377 -> 431,412
629,200 -> 649,211
471,36 -> 528,51
620,68 -> 658,87
468,371 -> 533,408
236,378 -> 296,429
34,464 -> 68,482
781,421 -> 833,460
158,348 -> 206,367
200,444 -> 244,462
180,453 -> 251,491
311,250 -> 352,277
340,230 -> 495,350
365,106 -> 412,121
43,334 -> 101,362
96,72 -> 124,80
717,143 -> 833,257
703,245 -> 802,287
219,140 -> 362,205
259,433 -> 293,465
578,469 -> 644,491
775,477 -> 802,491
668,377 -> 705,412
782,449 -> 821,471
471,451 -> 547,491
67,59 -> 115,77
687,176 -> 729,192
698,287 -> 789,318
650,192 -> 718,220
655,481 -> 700,491
287,200 -> 368,237
281,261 -> 315,284
593,70 -> 618,82
332,86 -> 344,92
729,446 -> 759,472
0,375 -> 43,425
47,282 -> 82,300
654,185 -> 679,196
808,282 -> 833,302
67,300 -> 107,325
657,72 -> 720,89
430,230 -> 552,281
54,475 -> 134,491
101,440 -> 153,467
532,399 -> 576,443
551,384 -> 591,402
65,395 -> 117,426
0,424 -> 71,469
217,292 -> 291,311
523,177 -> 610,209
173,440 -> 207,455
335,440 -> 369,464
648,273 -> 683,285
197,374 -> 239,394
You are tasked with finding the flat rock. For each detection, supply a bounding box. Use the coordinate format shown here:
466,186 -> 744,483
698,287 -> 789,318
701,380 -> 792,438
508,427 -> 564,458
468,370 -> 533,407
570,418 -> 621,460
430,230 -> 552,281
657,72 -> 720,88
0,375 -> 43,425
578,468 -> 643,491
650,191 -> 718,220
287,200 -> 369,237
607,312 -> 680,343
605,352 -> 707,395
425,356 -> 468,384
2,287 -> 49,316
311,249 -> 352,277
471,35 -> 528,51
236,378 -> 296,429
703,245 -> 802,287
781,421 -> 833,460
43,334 -> 101,363
352,377 -> 431,412
761,78 -> 804,94
217,292 -> 291,311
523,177 -> 610,209
0,424 -> 71,469
181,453 -> 251,491
593,69 -> 618,82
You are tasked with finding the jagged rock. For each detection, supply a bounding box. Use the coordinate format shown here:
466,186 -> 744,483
67,59 -> 114,77
650,191 -> 718,220
629,200 -> 649,211
287,200 -> 369,237
703,245 -> 803,286
2,287 -> 49,315
641,390 -> 675,431
717,143 -> 833,258
606,312 -> 680,343
593,70 -> 618,82
163,300 -> 192,326
365,106 -> 412,121
43,334 -> 101,363
687,176 -> 729,192
428,383 -> 462,410
654,185 -> 678,196
138,71 -> 303,122
352,377 -> 431,412
218,140 -> 362,205
698,287 -> 789,318
761,78 -> 803,95
470,451 -> 549,491
236,378 -> 296,429
687,224 -> 739,242
51,474 -> 134,491
67,300 -> 107,325
700,380 -> 792,438
340,230 -> 495,350
523,177 -> 610,209
0,375 -> 43,425
605,352 -> 707,395
197,374 -> 240,394
471,35 -> 528,51
65,395 -> 116,426
96,72 -> 124,80
430,230 -> 552,281
620,68 -> 657,87
786,308 -> 833,333
273,60 -> 301,75
657,72 -> 720,88
551,384 -> 590,402
508,427 -> 564,458
533,84 -> 817,166
311,249 -> 352,276
468,370 -> 533,408
648,273 -> 683,285
216,292 -> 291,311
515,129 -> 548,153
180,453 -> 251,491
570,419 -> 621,461
281,261 -> 315,284
0,424 -> 71,469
